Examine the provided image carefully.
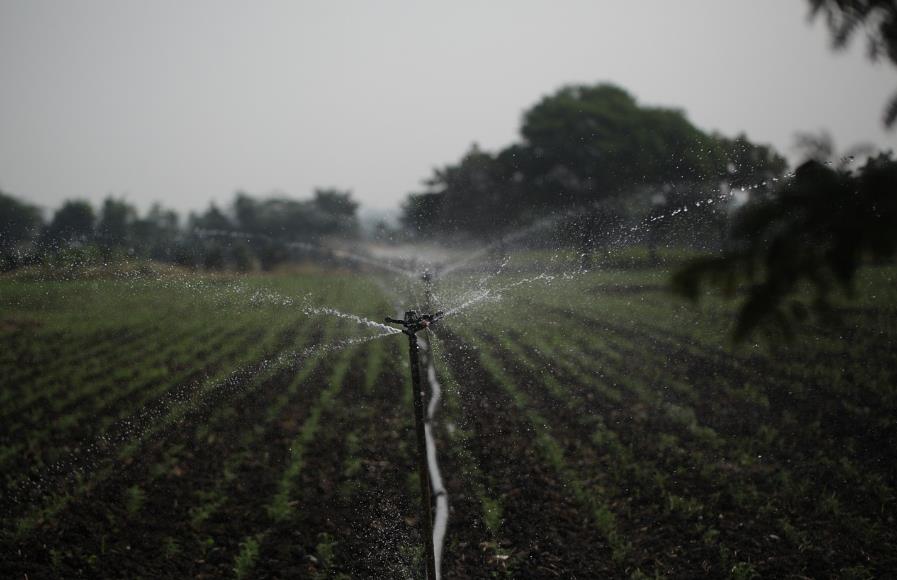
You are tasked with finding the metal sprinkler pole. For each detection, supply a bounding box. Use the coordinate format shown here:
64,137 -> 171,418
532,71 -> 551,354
385,310 -> 443,580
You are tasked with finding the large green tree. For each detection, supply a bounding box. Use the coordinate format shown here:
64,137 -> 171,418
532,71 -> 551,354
519,84 -> 729,204
401,83 -> 786,240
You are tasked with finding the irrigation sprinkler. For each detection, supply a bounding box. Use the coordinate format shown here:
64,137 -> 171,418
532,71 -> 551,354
385,309 -> 444,580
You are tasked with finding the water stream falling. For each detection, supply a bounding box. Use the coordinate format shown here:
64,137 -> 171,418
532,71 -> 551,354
438,209 -> 577,276
194,228 -> 417,278
440,271 -> 561,320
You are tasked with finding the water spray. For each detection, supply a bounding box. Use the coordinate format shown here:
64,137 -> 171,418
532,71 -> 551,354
421,269 -> 435,312
385,309 -> 444,580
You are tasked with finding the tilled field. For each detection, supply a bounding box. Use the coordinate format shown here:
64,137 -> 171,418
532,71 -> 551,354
1,267 -> 896,578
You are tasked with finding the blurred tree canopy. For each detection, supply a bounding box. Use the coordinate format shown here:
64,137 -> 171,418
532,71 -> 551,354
808,0 -> 897,126
520,84 -> 728,203
97,197 -> 137,248
198,189 -> 359,240
401,83 -> 786,241
0,191 -> 43,252
43,200 -> 96,245
673,154 -> 897,341
0,188 -> 360,273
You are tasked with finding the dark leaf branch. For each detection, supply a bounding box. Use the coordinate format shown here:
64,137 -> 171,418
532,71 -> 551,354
672,153 -> 897,341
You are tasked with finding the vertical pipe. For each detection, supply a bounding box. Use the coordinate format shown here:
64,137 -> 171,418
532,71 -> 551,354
407,331 -> 437,580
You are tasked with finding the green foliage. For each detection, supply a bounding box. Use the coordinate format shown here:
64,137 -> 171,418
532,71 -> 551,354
124,485 -> 146,516
44,199 -> 95,245
3,186 -> 363,273
481,497 -> 504,535
728,561 -> 760,580
673,154 -> 897,341
96,197 -> 137,248
521,84 -> 727,198
233,535 -> 261,579
161,536 -> 181,559
0,190 -> 43,255
400,83 -> 785,241
716,133 -> 788,188
443,261 -> 896,576
401,191 -> 446,237
268,346 -> 356,522
313,532 -> 339,570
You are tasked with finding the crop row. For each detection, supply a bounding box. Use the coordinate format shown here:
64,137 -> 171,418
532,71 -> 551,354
435,268 -> 896,577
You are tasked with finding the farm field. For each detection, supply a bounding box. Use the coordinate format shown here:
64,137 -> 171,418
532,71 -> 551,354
1,261 -> 896,579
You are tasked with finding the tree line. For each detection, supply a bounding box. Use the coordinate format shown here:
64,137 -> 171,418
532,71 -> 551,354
0,189 -> 360,272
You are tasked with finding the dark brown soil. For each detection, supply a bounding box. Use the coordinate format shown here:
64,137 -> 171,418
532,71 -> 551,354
3,311 -> 895,579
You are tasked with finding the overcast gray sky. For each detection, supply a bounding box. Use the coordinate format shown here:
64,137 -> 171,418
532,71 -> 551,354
1,0 -> 895,218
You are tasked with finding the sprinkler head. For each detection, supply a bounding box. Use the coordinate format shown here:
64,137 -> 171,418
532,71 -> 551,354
385,310 -> 444,336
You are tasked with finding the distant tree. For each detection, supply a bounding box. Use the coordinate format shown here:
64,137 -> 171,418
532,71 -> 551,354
405,144 -> 522,237
717,132 -> 789,190
191,203 -> 233,231
312,188 -> 360,236
181,190 -> 362,270
792,129 -> 876,168
400,192 -> 445,238
229,189 -> 359,241
96,197 -> 137,248
313,188 -> 357,217
131,203 -> 180,260
0,191 -> 43,252
808,0 -> 897,126
43,200 -> 95,245
672,153 -> 897,341
233,192 -> 260,233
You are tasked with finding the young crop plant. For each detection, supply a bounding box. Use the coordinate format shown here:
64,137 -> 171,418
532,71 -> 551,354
475,321 -> 782,572
267,355 -> 350,522
338,431 -> 364,498
7,316 -> 301,539
446,324 -> 633,570
362,336 -> 385,394
310,532 -> 351,580
124,485 -> 146,516
161,536 -> 181,559
233,535 -> 262,580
